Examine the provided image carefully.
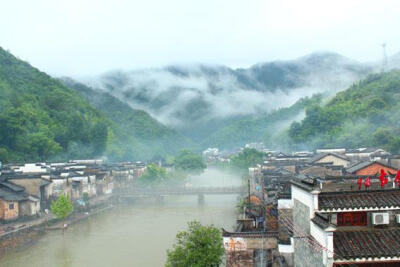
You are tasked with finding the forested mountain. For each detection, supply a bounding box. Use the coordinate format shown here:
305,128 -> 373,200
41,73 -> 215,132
0,47 -> 108,162
1,45 -> 396,163
0,47 -> 193,163
62,79 -> 194,161
288,70 -> 400,152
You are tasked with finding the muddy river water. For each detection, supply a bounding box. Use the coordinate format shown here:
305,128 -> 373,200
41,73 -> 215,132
0,168 -> 241,267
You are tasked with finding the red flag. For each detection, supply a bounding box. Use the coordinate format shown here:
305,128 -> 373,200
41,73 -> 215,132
357,177 -> 363,189
365,177 -> 371,188
395,170 -> 400,185
380,169 -> 387,181
380,169 -> 388,188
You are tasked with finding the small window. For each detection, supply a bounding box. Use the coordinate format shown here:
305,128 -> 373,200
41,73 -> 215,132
9,203 -> 14,210
337,212 -> 367,226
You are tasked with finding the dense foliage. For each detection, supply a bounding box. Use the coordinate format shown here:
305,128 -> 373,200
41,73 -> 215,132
231,148 -> 265,171
166,221 -> 224,267
0,47 -> 108,162
50,194 -> 73,220
138,163 -> 167,185
288,70 -> 400,152
173,150 -> 206,173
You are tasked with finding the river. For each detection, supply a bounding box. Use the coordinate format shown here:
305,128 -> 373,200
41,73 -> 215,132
0,168 -> 241,267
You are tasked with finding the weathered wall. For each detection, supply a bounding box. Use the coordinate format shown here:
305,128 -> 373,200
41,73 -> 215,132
19,200 -> 39,217
293,200 -> 325,267
0,200 -> 19,221
316,155 -> 349,167
11,179 -> 42,197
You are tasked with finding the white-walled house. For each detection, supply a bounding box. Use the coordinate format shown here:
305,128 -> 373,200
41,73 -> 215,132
291,178 -> 400,267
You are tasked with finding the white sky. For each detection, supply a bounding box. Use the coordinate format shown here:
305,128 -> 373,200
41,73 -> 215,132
1,0 -> 399,77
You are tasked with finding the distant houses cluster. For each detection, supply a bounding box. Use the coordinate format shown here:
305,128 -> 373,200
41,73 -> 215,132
223,146 -> 400,267
0,160 -> 146,223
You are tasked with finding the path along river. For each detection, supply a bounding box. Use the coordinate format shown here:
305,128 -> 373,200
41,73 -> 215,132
0,168 -> 241,267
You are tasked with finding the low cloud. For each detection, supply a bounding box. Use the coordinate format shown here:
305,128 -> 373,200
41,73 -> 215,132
86,53 -> 370,127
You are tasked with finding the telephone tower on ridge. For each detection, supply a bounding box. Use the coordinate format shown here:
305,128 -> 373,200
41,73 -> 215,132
382,43 -> 388,72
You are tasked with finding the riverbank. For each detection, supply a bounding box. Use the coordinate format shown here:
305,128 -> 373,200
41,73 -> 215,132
0,194 -> 115,258
0,194 -> 238,267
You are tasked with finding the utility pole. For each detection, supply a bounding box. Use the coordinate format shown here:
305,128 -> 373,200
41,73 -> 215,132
248,176 -> 251,205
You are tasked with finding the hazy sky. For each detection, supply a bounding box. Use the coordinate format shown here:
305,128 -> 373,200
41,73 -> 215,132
1,0 -> 399,77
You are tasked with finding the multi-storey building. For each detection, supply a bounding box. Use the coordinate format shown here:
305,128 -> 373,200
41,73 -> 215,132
291,177 -> 400,267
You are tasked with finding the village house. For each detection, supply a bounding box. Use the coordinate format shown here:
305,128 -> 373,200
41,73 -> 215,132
0,180 -> 41,221
345,148 -> 390,162
346,160 -> 397,176
0,173 -> 52,211
291,177 -> 400,267
50,167 -> 97,201
389,155 -> 400,169
84,166 -> 114,196
309,153 -> 351,168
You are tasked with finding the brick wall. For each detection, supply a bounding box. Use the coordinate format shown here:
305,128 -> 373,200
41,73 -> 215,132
0,200 -> 19,221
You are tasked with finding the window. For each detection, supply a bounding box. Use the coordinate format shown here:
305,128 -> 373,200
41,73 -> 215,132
337,212 -> 367,226
9,203 -> 14,210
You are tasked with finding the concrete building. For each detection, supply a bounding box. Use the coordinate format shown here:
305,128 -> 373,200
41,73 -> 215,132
291,177 -> 400,267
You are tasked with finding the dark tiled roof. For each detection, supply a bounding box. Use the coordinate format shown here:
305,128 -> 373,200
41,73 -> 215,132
222,228 -> 278,238
311,214 -> 334,230
0,181 -> 24,192
290,178 -> 316,192
346,147 -> 382,154
319,190 -> 400,211
310,153 -> 349,163
0,187 -> 28,201
334,228 -> 400,260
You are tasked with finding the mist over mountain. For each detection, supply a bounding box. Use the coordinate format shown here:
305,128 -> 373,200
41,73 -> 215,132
89,52 -> 370,125
61,78 -> 195,160
82,52 -> 372,144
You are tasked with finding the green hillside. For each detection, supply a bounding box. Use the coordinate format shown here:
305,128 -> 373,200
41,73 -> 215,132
0,47 -> 193,163
61,79 -> 195,161
0,47 -> 108,162
289,70 -> 400,152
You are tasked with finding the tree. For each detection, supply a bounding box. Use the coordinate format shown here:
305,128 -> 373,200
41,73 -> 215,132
166,221 -> 224,267
173,150 -> 206,173
50,194 -> 73,230
231,148 -> 265,171
139,163 -> 167,185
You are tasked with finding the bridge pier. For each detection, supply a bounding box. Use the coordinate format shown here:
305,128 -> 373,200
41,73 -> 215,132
198,193 -> 205,204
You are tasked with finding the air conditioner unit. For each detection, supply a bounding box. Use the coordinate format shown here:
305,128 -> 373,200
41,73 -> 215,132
372,213 -> 389,225
396,214 -> 400,224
